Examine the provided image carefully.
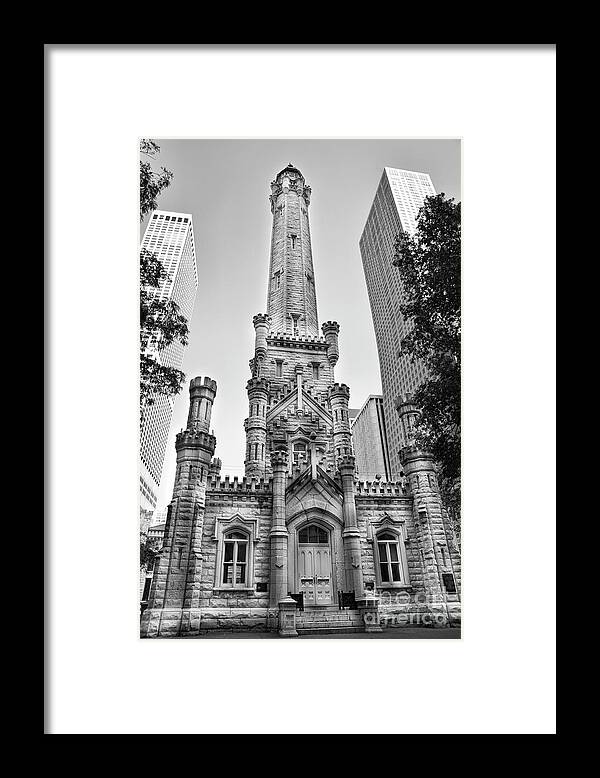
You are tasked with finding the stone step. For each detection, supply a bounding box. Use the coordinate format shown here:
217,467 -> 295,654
297,625 -> 364,635
298,609 -> 359,617
297,614 -> 363,624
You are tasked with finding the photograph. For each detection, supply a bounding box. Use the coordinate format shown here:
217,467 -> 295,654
47,43 -> 556,736
138,139 -> 462,638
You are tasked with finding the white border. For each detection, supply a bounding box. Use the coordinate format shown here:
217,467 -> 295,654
47,45 -> 556,734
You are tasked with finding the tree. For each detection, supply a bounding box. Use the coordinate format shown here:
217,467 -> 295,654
140,530 -> 159,570
392,193 -> 461,537
139,140 -> 189,417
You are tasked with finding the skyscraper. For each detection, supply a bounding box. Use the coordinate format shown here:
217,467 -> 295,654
359,167 -> 436,477
140,210 -> 198,512
350,395 -> 392,481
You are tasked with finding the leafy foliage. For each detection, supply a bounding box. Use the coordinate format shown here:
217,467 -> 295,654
140,531 -> 158,570
140,139 -> 174,221
393,193 -> 461,537
139,140 -> 189,418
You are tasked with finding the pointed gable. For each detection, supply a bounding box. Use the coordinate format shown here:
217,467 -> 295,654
285,465 -> 343,524
267,387 -> 332,426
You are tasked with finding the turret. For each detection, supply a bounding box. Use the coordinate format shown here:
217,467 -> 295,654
328,383 -> 353,465
395,393 -> 420,447
397,399 -> 462,620
142,375 -> 218,636
174,377 -> 218,493
322,321 -> 340,374
208,457 -> 222,480
244,377 -> 269,479
252,313 -> 270,375
186,376 -> 217,433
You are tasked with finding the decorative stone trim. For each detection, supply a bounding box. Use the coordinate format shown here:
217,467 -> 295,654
212,514 -> 259,591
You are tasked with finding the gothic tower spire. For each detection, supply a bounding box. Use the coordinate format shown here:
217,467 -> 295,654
266,164 -> 319,337
245,166 -> 341,482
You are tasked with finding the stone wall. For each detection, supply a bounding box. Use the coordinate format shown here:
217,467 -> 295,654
142,474 -> 461,635
193,484 -> 275,631
355,478 -> 461,629
262,340 -> 333,401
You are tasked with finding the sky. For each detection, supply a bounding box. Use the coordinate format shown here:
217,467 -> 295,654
141,139 -> 461,513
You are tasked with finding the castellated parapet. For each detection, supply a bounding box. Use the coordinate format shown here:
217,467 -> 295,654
329,382 -> 350,401
355,479 -> 409,496
267,333 -> 328,348
175,429 -> 217,456
247,377 -> 270,394
253,313 -> 270,328
208,474 -> 272,493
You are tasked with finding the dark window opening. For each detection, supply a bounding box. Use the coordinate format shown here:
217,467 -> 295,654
299,525 -> 329,544
222,532 -> 249,587
377,533 -> 403,584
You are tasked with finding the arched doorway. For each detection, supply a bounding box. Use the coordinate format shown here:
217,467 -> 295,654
297,523 -> 333,606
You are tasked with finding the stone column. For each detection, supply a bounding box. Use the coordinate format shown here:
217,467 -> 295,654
295,364 -> 304,410
338,454 -> 365,597
269,446 -> 289,607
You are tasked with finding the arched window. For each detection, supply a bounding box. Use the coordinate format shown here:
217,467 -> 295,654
222,531 -> 248,587
299,525 -> 329,544
376,532 -> 405,584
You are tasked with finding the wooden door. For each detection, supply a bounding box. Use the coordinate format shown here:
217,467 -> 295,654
298,526 -> 333,606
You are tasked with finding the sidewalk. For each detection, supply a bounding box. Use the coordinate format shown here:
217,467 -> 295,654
180,628 -> 461,639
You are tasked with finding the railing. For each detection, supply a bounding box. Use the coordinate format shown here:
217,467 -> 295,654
338,590 -> 357,610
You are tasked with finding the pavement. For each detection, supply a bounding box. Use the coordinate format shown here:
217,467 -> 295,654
180,628 -> 461,639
